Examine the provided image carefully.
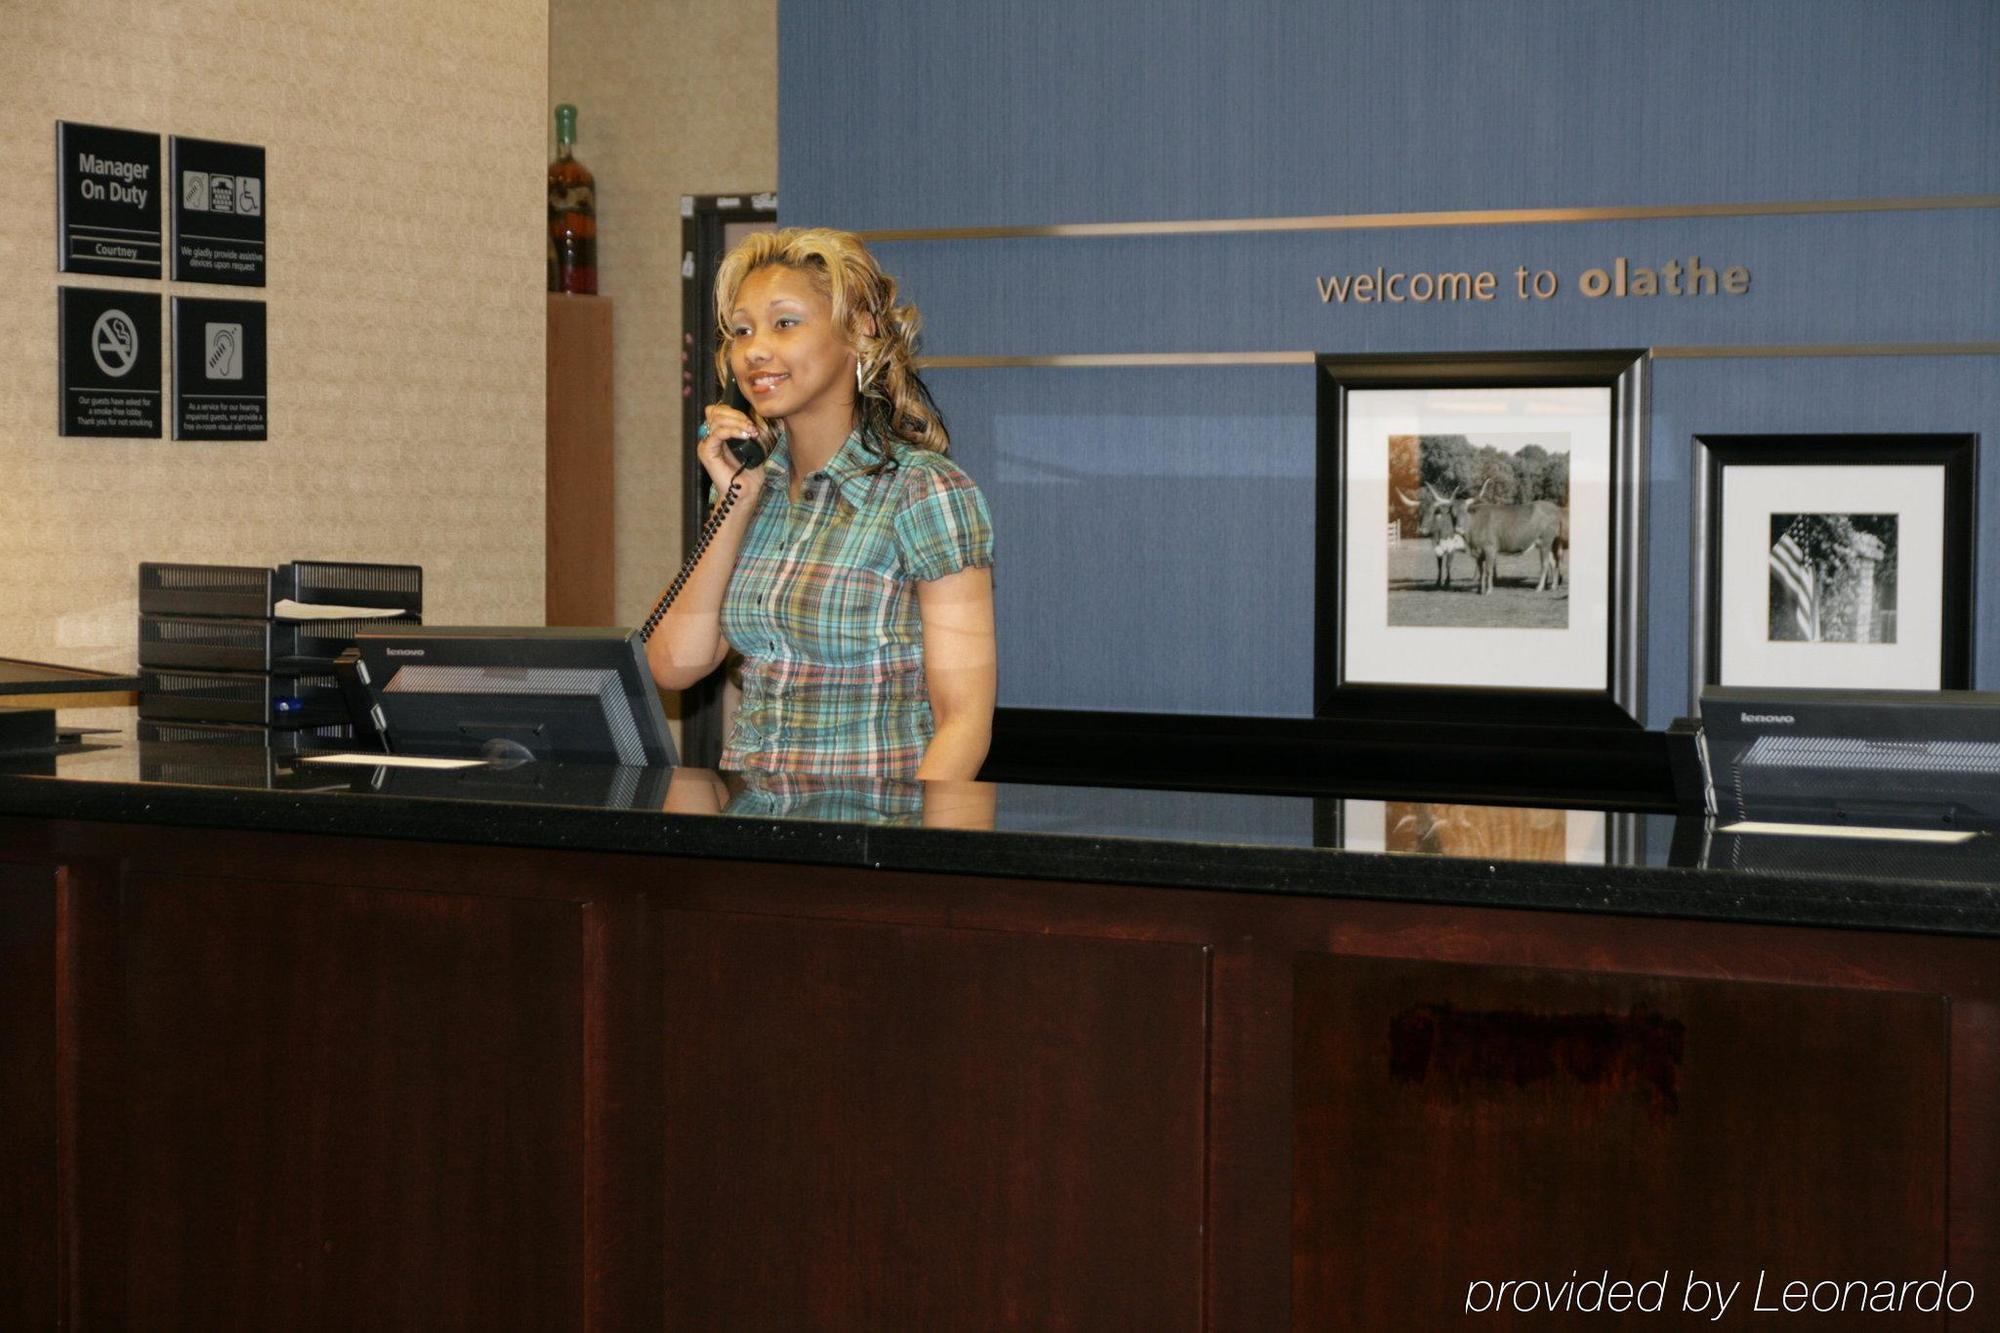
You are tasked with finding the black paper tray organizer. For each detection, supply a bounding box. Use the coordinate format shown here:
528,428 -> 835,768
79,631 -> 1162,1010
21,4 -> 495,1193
138,667 -> 346,728
139,613 -> 424,672
139,563 -> 275,618
280,560 -> 423,616
137,719 -> 357,754
140,561 -> 423,618
277,614 -> 422,666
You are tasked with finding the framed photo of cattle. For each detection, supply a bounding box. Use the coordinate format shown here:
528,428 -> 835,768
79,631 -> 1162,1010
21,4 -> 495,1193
1690,434 -> 1976,702
1316,351 -> 1647,728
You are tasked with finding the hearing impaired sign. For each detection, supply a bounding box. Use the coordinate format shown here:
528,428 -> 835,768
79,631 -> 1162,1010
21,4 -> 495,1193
172,297 -> 267,440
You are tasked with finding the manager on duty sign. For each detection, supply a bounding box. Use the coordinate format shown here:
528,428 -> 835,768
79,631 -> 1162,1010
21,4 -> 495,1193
57,122 -> 162,278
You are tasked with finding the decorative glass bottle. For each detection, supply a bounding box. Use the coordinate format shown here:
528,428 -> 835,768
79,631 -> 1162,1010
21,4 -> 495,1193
548,103 -> 598,294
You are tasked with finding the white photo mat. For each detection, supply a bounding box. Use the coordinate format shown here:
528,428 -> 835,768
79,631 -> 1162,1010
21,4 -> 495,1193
1343,386 -> 1613,691
1717,463 -> 1945,690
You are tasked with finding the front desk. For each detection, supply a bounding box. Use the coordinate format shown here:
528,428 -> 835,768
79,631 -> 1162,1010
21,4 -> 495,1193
2,722 -> 1996,1329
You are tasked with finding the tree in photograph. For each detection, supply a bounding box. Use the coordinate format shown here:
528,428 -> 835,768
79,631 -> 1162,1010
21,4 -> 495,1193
1471,447 -> 1521,502
1387,435 -> 1422,533
1513,444 -> 1551,504
1415,436 -> 1569,507
1418,436 -> 1480,497
1541,450 -> 1569,508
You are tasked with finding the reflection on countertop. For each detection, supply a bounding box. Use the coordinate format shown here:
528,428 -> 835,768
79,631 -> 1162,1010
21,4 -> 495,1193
4,711 -> 1998,936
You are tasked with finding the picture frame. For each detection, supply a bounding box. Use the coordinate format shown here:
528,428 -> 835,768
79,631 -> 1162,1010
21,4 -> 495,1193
1318,798 -> 1646,866
1316,350 -> 1648,729
1690,434 -> 1976,703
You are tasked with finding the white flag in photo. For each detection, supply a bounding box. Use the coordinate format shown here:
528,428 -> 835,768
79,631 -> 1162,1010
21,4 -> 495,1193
1770,527 -> 1818,641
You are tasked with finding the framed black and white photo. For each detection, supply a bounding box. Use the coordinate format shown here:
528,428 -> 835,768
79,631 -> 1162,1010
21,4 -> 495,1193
1316,351 -> 1647,728
1691,434 -> 1976,699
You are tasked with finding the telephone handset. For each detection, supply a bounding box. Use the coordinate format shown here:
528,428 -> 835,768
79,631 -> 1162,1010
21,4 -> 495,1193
721,381 -> 771,469
638,384 -> 769,643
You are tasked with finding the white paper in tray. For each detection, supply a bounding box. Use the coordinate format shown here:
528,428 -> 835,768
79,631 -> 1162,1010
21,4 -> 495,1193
301,753 -> 486,770
273,599 -> 409,621
1719,820 -> 1978,845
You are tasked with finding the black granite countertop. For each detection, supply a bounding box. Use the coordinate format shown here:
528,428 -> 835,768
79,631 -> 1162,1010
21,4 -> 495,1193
3,719 -> 1997,939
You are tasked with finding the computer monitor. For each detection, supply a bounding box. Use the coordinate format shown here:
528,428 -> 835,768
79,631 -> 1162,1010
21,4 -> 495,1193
348,626 -> 676,767
1699,685 -> 2000,830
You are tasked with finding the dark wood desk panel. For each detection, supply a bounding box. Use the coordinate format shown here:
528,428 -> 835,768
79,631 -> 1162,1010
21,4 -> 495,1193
1211,897 -> 1993,1333
659,908 -> 1208,1330
0,864 -> 58,1332
1293,956 -> 1949,1328
61,863 -> 589,1329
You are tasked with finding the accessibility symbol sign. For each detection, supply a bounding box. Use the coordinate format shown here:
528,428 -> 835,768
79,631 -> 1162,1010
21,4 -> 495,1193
169,136 -> 266,286
60,286 -> 161,437
91,309 -> 141,377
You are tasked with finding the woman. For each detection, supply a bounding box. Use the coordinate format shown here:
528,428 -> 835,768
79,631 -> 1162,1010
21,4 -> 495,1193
645,228 -> 997,781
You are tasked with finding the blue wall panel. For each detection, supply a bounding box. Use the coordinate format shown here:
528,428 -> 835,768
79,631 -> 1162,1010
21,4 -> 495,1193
778,0 -> 2000,728
936,367 -> 1316,715
785,0 -> 1999,231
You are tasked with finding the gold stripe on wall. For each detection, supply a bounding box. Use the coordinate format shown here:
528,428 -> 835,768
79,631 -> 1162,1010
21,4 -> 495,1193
919,343 -> 2000,369
919,351 -> 1316,369
1653,342 -> 2000,359
864,194 -> 2000,243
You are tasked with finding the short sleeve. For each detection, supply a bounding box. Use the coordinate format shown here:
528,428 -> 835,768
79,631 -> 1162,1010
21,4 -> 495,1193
892,457 -> 995,582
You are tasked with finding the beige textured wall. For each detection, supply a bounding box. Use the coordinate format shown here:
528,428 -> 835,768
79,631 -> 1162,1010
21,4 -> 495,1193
549,0 -> 778,627
0,0 -> 549,671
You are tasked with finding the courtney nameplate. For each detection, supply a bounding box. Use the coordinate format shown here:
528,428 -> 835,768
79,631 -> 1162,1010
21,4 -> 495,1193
1464,1269 -> 1975,1319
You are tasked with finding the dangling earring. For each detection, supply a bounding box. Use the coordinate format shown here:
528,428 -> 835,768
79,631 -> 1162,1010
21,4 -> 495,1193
855,358 -> 868,395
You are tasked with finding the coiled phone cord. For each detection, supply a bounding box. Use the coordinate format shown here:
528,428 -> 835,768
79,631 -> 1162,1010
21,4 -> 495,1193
637,463 -> 752,643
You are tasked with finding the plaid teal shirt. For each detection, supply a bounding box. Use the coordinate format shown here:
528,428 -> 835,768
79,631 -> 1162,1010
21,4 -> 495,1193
718,426 -> 995,777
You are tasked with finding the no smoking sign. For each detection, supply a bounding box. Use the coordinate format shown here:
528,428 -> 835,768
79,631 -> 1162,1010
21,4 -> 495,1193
59,286 -> 161,437
91,309 -> 141,376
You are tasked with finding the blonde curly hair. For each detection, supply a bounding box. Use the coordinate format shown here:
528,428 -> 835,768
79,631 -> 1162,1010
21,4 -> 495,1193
714,227 -> 950,457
